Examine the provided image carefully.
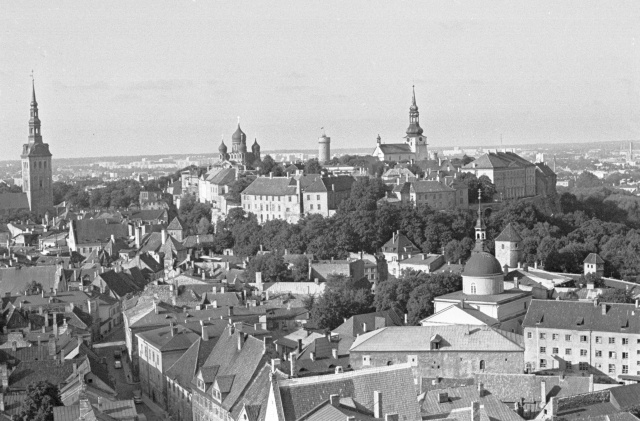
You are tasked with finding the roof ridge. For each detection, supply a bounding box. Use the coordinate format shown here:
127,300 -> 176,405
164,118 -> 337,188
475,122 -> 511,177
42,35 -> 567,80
279,362 -> 413,387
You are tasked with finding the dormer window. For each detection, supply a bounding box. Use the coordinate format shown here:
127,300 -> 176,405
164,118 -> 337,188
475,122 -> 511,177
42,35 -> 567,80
212,387 -> 221,401
198,378 -> 205,392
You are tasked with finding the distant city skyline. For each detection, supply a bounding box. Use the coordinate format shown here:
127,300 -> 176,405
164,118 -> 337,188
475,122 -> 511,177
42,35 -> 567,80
1,1 -> 639,158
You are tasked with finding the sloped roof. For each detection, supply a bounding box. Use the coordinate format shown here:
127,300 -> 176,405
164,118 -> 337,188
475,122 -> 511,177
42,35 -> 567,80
10,359 -> 76,389
242,177 -> 297,196
207,168 -> 237,185
381,232 -> 418,254
410,180 -> 455,194
377,144 -> 412,154
303,176 -> 355,194
420,385 -> 523,421
475,372 -> 590,403
97,270 -> 142,298
166,337 -> 217,389
72,219 -> 128,244
137,325 -> 200,352
350,325 -> 524,353
584,253 -> 605,264
522,300 -> 640,333
495,223 -> 522,242
167,217 -> 185,231
0,265 -> 58,296
277,363 -> 421,421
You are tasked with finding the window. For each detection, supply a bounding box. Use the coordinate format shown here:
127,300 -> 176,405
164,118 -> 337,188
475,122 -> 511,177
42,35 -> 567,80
623,365 -> 629,374
565,361 -> 572,370
540,347 -> 546,354
470,283 -> 476,294
552,334 -> 559,340
363,355 -> 371,366
316,195 -> 320,200
623,352 -> 629,360
540,333 -> 546,340
552,348 -> 559,354
318,204 -> 321,210
540,359 -> 547,368
623,338 -> 629,345
596,336 -> 602,344
580,349 -> 587,357
479,360 -> 486,370
609,351 -> 617,359
310,205 -> 313,210
565,349 -> 572,356
527,332 -> 532,339
306,195 -> 310,200
407,355 -> 418,366
579,362 -> 589,371
580,335 -> 588,343
565,335 -> 571,341
609,337 -> 615,344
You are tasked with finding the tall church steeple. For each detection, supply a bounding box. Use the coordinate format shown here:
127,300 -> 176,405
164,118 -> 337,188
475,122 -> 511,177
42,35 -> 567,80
21,77 -> 53,215
405,86 -> 427,159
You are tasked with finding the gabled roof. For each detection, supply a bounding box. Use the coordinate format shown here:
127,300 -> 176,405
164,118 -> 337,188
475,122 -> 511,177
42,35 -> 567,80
0,265 -> 58,296
166,337 -> 217,389
522,300 -> 640,333
410,180 -> 455,194
167,217 -> 185,231
376,144 -> 412,154
350,325 -> 524,353
71,219 -> 128,245
96,270 -> 142,298
475,372 -> 591,403
242,177 -> 297,197
495,223 -> 522,242
381,231 -> 418,254
277,363 -> 421,421
9,359 -> 76,389
207,168 -> 237,185
303,176 -> 355,194
137,325 -> 200,353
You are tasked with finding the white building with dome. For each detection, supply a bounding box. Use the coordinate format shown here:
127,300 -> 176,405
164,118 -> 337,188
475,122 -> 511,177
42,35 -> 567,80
423,200 -> 532,334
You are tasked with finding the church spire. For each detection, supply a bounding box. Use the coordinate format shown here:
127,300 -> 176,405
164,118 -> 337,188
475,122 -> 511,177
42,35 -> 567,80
411,85 -> 417,109
474,189 -> 487,252
31,77 -> 37,108
28,76 -> 41,144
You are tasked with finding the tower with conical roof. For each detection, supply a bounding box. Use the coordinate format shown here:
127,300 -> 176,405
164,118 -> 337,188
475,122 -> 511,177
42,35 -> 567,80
252,138 -> 261,162
21,79 -> 53,215
495,223 -> 522,269
405,86 -> 428,160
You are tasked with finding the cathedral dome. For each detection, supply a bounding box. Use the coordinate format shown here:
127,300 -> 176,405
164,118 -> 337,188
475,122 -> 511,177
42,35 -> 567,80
462,251 -> 504,277
252,139 -> 260,152
406,122 -> 424,136
232,124 -> 246,144
218,140 -> 227,154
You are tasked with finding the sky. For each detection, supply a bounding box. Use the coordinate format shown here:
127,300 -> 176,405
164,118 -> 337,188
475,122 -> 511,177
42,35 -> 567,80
1,1 -> 639,159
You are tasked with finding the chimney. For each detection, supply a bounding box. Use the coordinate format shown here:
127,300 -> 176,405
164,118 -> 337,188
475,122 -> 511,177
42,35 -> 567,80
477,383 -> 484,397
0,365 -> 7,390
636,299 -> 639,309
44,311 -> 50,327
514,278 -> 519,290
549,397 -> 558,417
523,263 -> 529,272
154,301 -> 159,314
297,339 -> 303,354
438,392 -> 448,403
0,392 -> 4,412
48,339 -> 56,356
228,306 -> 234,317
98,396 -> 103,410
309,351 -> 315,361
289,351 -> 296,378
329,394 -> 340,407
11,342 -> 16,352
332,348 -> 338,359
534,261 -> 539,269
161,229 -> 167,245
471,401 -> 480,421
541,380 -> 547,404
170,321 -> 175,336
73,362 -> 78,374
602,303 -> 607,315
237,331 -> 245,351
374,391 -> 383,419
201,320 -> 209,341
53,313 -> 58,337
135,226 -> 141,248
362,322 -> 367,333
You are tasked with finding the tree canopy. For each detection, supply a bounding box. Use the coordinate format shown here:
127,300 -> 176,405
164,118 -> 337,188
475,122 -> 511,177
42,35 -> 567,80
13,381 -> 62,421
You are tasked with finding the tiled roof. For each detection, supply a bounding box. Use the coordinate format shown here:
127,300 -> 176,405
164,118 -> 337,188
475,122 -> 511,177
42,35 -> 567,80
381,232 -> 418,254
463,154 -> 508,169
166,337 -> 217,389
522,300 -> 640,333
377,144 -> 412,154
495,223 -> 522,242
242,177 -> 297,196
475,372 -> 590,403
303,176 -> 355,194
137,325 -> 199,352
610,383 -> 640,409
277,363 -> 421,421
124,209 -> 167,222
420,377 -> 475,395
420,385 -> 523,421
9,359 -> 76,390
231,363 -> 275,421
197,327 -> 267,413
0,265 -> 59,296
167,216 -> 185,231
584,253 -> 605,264
410,180 -> 455,193
53,399 -> 137,421
207,168 -> 237,185
350,325 -> 524,353
72,219 -> 128,244
96,270 -> 142,298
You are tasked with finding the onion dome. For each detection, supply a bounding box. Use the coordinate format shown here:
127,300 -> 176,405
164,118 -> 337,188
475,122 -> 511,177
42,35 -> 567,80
406,122 -> 424,136
218,139 -> 227,154
232,124 -> 246,144
462,252 -> 503,277
252,138 -> 260,153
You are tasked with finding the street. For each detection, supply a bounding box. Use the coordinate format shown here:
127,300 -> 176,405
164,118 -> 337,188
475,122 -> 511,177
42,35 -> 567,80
93,326 -> 165,421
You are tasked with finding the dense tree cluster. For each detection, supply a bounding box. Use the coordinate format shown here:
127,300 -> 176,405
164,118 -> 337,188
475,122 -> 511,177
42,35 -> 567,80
12,381 -> 62,421
53,179 -> 141,209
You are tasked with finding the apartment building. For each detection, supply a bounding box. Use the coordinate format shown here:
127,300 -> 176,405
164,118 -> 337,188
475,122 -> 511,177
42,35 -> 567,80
522,300 -> 640,382
241,176 -> 302,223
461,152 -> 539,200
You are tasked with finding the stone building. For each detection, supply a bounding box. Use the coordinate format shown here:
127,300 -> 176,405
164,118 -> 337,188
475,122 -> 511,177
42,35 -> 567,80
21,80 -> 53,214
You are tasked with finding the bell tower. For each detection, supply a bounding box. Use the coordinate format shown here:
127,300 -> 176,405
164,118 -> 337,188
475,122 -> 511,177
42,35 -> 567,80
404,86 -> 428,160
21,78 -> 53,215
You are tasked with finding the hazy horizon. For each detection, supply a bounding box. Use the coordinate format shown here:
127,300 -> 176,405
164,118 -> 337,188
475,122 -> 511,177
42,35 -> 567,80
1,1 -> 639,159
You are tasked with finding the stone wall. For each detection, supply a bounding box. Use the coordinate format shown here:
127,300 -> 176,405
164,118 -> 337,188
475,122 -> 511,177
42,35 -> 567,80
557,390 -> 609,412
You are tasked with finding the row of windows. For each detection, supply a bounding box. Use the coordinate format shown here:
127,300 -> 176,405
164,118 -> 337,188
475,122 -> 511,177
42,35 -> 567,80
23,160 -> 48,169
530,331 -> 637,345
